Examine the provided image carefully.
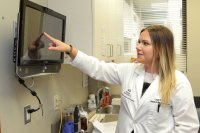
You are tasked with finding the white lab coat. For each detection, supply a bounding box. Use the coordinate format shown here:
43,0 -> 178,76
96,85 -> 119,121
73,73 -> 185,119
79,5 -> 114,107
71,51 -> 199,133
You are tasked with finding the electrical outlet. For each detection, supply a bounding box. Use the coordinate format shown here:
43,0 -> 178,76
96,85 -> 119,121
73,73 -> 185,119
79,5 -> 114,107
54,95 -> 59,110
24,105 -> 31,124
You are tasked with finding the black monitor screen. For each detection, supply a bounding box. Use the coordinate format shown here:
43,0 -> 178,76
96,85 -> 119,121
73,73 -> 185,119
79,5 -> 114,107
17,0 -> 66,66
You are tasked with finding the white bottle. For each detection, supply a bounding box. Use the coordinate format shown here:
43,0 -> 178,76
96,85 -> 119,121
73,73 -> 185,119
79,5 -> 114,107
89,94 -> 96,109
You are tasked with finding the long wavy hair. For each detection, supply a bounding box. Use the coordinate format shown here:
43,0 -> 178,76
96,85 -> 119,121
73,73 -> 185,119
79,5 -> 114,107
141,25 -> 176,104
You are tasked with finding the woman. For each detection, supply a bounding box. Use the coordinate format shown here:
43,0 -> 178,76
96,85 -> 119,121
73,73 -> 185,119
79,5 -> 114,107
44,25 -> 199,133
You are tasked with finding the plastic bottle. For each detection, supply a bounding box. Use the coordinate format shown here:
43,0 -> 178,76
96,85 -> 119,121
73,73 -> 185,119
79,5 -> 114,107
88,94 -> 96,110
80,110 -> 88,131
73,105 -> 80,133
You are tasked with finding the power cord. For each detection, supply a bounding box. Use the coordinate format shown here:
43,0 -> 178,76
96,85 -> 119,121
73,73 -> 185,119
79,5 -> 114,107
18,77 -> 43,115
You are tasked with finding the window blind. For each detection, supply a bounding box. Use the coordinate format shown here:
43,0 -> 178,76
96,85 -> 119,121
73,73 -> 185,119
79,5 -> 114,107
123,0 -> 187,73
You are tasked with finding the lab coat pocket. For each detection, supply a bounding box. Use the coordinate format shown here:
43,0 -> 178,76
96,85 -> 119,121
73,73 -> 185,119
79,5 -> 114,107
147,102 -> 172,129
146,102 -> 159,128
150,103 -> 172,125
156,104 -> 172,121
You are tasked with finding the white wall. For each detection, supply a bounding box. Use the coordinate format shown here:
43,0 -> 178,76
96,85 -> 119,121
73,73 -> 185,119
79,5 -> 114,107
48,0 -> 93,56
0,0 -> 88,133
187,0 -> 200,96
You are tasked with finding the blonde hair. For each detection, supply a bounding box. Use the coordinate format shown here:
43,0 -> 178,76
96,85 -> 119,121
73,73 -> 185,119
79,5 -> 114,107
141,25 -> 176,104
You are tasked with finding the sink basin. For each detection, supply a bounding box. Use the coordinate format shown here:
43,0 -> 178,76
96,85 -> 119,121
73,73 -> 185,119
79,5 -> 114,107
101,114 -> 118,122
87,114 -> 118,133
89,114 -> 118,123
98,105 -> 120,114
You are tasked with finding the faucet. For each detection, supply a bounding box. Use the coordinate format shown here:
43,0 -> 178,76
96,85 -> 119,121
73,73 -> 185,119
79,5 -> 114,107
96,87 -> 104,112
96,87 -> 111,112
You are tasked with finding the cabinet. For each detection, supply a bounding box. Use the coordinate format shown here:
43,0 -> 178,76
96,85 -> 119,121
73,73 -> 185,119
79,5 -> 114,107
48,0 -> 123,63
93,0 -> 124,62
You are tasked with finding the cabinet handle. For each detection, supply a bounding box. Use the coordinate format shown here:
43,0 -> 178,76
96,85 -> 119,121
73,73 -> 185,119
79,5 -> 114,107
111,44 -> 114,57
107,44 -> 112,57
118,45 -> 121,56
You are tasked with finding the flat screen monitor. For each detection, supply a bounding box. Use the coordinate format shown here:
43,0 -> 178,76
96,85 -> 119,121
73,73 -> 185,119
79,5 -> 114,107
14,0 -> 66,78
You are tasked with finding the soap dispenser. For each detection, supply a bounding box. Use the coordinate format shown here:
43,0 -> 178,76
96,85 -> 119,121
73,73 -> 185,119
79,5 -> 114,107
74,105 -> 80,133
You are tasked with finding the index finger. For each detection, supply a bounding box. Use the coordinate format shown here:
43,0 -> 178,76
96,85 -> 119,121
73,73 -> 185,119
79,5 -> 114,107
43,32 -> 56,42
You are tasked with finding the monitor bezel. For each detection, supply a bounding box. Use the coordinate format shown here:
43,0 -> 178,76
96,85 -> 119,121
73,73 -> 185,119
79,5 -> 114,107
17,0 -> 66,66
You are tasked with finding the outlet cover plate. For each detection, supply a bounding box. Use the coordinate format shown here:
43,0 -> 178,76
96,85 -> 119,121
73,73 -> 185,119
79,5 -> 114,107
24,105 -> 31,124
54,95 -> 59,110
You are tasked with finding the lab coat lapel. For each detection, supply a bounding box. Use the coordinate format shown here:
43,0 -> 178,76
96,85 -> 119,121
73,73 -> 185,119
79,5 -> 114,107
138,75 -> 159,109
134,65 -> 145,108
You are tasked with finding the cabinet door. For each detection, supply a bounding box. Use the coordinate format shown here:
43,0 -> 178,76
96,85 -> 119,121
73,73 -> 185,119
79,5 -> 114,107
110,0 -> 123,62
93,0 -> 123,62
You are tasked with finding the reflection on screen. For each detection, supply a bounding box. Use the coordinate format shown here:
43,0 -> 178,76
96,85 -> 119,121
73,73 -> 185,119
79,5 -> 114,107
23,6 -> 63,61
